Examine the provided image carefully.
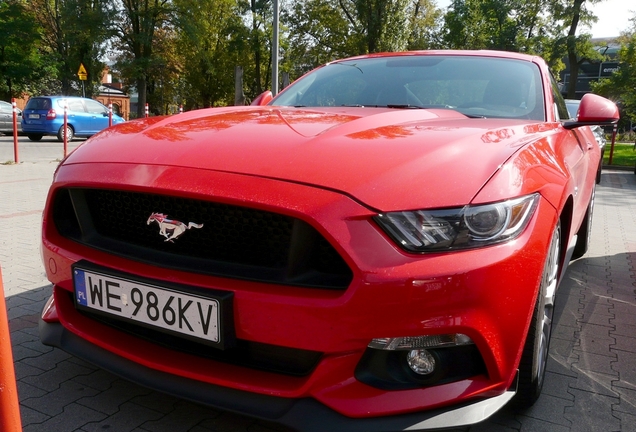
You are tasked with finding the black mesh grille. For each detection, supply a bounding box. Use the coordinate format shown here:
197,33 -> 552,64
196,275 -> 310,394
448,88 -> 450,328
53,188 -> 353,289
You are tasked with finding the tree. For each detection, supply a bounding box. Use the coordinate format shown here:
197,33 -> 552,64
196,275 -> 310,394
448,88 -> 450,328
406,0 -> 443,50
0,0 -> 51,99
113,0 -> 172,117
284,0 -> 438,78
283,0 -> 361,72
173,0 -> 248,107
545,0 -> 605,96
27,0 -> 114,96
591,18 -> 636,125
442,0 -> 551,52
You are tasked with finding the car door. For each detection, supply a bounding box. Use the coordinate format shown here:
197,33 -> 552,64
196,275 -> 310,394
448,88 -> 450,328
0,102 -> 10,131
62,98 -> 91,135
551,79 -> 595,231
83,99 -> 110,134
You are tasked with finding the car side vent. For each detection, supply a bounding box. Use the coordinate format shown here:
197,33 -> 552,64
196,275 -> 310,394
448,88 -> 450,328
52,188 -> 353,289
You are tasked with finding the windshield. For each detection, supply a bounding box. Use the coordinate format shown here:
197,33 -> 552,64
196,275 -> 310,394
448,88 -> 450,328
272,55 -> 545,121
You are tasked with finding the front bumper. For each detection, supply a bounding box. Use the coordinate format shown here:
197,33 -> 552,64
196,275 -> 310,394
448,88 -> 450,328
40,318 -> 516,431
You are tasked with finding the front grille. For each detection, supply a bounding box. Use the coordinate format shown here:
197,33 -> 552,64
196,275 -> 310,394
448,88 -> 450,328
53,188 -> 353,289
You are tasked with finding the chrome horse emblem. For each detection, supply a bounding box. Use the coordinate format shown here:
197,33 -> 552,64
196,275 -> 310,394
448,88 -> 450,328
147,213 -> 203,243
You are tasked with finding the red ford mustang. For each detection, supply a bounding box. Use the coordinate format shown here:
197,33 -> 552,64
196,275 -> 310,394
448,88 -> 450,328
39,50 -> 618,431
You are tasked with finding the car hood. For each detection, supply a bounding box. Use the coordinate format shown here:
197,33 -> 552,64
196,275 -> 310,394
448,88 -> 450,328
65,106 -> 549,210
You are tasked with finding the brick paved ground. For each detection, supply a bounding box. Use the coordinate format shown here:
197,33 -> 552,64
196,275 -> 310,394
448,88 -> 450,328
1,137 -> 635,431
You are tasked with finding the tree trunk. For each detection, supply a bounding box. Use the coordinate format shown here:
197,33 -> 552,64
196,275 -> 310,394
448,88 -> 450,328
566,0 -> 585,99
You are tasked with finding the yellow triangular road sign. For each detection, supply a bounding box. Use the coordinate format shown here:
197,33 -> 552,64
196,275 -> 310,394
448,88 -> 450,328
78,63 -> 87,81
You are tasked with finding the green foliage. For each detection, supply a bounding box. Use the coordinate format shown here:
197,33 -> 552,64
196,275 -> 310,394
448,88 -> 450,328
591,28 -> 636,125
0,0 -> 54,98
283,0 -> 442,80
604,143 -> 636,167
113,0 -> 173,116
173,0 -> 248,107
28,0 -> 114,96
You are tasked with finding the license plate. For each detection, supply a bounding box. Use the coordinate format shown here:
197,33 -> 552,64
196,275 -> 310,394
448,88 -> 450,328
29,113 -> 40,119
73,265 -> 233,347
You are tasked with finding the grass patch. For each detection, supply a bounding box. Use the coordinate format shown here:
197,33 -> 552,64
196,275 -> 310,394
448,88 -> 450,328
604,142 -> 636,167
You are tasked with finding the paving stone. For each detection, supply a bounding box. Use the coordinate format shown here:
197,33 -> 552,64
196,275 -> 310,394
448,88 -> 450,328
21,379 -> 100,416
21,357 -> 95,392
134,401 -> 219,432
611,333 -> 636,353
17,380 -> 48,401
615,411 -> 636,432
564,388 -> 621,431
21,402 -> 108,432
72,369 -> 122,392
612,385 -> 636,416
572,350 -> 618,376
519,393 -> 573,427
79,401 -> 165,432
19,404 -> 51,427
78,379 -> 153,415
612,349 -> 636,390
568,369 -> 619,398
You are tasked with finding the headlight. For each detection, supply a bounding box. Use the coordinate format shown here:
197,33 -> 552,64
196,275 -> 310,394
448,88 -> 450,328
374,193 -> 539,252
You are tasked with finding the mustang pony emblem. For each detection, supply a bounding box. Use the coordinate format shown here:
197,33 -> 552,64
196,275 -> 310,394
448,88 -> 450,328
147,213 -> 203,243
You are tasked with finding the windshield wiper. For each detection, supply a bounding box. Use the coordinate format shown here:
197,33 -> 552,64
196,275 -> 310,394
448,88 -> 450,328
385,104 -> 424,109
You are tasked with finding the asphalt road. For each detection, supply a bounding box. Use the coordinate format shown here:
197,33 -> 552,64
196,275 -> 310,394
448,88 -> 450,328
0,134 -> 84,164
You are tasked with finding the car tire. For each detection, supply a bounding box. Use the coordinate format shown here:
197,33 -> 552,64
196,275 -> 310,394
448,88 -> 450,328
514,221 -> 561,408
57,125 -> 74,142
572,186 -> 595,260
27,134 -> 43,141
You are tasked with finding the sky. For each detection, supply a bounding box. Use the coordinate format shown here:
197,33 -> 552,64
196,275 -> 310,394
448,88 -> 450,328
434,0 -> 633,39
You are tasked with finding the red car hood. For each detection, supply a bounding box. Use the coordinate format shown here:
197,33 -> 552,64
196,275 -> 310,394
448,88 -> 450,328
66,106 -> 548,210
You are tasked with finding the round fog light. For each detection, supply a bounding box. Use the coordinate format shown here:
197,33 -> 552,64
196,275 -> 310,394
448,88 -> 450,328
407,349 -> 436,375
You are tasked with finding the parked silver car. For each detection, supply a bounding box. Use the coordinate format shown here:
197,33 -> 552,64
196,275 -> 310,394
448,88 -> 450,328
0,101 -> 22,135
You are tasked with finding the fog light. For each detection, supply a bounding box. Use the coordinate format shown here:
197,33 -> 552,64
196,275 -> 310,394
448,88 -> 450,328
407,349 -> 436,375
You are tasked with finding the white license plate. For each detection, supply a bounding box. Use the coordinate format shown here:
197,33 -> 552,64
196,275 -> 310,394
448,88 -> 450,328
29,113 -> 40,119
74,267 -> 221,343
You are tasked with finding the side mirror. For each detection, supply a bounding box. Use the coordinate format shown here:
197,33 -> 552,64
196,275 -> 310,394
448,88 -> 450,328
251,91 -> 273,106
563,93 -> 619,130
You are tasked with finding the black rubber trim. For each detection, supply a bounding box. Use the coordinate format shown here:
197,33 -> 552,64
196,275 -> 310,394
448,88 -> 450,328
40,320 -> 516,431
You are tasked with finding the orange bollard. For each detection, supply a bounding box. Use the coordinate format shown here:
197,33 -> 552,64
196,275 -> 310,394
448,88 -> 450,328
0,267 -> 22,432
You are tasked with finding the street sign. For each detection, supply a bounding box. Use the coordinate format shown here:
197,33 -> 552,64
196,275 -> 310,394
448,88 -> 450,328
77,63 -> 87,81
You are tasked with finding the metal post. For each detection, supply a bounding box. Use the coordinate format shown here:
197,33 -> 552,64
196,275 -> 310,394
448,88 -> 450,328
63,99 -> 68,158
271,0 -> 279,95
608,124 -> 618,165
145,103 -> 149,118
108,103 -> 113,127
11,98 -> 18,164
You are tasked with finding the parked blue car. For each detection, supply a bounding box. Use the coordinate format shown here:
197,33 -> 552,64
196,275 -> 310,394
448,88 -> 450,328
21,96 -> 125,142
